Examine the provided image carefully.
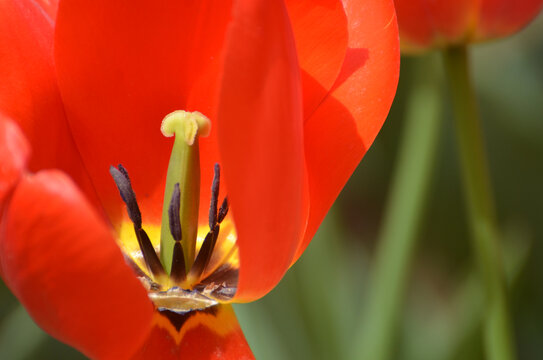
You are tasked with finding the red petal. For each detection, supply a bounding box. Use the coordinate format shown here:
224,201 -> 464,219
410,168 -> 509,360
133,305 -> 254,359
199,0 -> 346,228
394,0 -> 543,50
294,0 -> 400,259
217,0 -> 308,301
285,0 -> 348,119
0,116 -> 29,207
477,0 -> 543,40
54,1 -> 234,227
0,0 -> 97,207
0,170 -> 154,359
394,0 -> 474,50
36,0 -> 58,21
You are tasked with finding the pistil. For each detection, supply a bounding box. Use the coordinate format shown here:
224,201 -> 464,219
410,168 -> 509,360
160,111 -> 211,273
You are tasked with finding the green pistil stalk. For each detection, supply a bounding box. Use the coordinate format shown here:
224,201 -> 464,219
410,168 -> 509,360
159,111 -> 211,274
443,45 -> 515,360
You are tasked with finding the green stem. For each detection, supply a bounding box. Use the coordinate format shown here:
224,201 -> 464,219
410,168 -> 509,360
353,54 -> 442,360
443,45 -> 515,360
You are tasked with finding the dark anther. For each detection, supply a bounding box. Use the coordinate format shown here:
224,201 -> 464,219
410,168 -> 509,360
110,165 -> 142,228
169,183 -> 186,282
189,163 -> 228,281
110,165 -> 165,279
189,225 -> 220,280
217,197 -> 229,224
168,183 -> 182,241
208,163 -> 220,229
135,227 -> 166,278
117,164 -> 132,186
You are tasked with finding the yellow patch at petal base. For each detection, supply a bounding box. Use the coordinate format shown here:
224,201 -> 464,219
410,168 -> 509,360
117,221 -> 161,279
153,304 -> 240,345
117,218 -> 240,297
194,219 -> 239,283
132,304 -> 254,359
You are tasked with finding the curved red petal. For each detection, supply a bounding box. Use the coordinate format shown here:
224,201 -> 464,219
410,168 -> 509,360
133,305 -> 254,359
0,116 -> 30,207
217,0 -> 307,301
0,170 -> 154,360
54,0 -> 234,228
477,0 -> 543,40
394,0 -> 474,51
285,0 -> 348,119
294,0 -> 400,259
0,0 -> 97,207
394,0 -> 543,51
35,0 -> 58,21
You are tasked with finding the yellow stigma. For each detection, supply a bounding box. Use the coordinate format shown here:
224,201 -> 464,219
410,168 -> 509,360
161,110 -> 211,145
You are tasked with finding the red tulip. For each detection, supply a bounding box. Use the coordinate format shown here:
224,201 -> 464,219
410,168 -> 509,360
0,0 -> 399,358
394,0 -> 543,52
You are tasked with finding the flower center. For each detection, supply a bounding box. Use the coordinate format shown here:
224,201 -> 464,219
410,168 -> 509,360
110,111 -> 239,312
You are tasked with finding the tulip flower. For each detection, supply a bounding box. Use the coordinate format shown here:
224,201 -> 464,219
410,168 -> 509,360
394,0 -> 543,52
0,0 -> 399,358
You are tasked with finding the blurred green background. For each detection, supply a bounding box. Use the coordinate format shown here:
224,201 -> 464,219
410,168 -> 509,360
1,14 -> 542,360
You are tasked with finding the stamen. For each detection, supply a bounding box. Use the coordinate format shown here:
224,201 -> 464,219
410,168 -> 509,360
117,164 -> 132,187
109,165 -> 142,228
169,183 -> 186,283
217,197 -> 229,224
208,163 -> 220,229
135,227 -> 167,279
171,242 -> 187,284
110,165 -> 165,279
188,225 -> 220,281
187,163 -> 229,284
